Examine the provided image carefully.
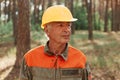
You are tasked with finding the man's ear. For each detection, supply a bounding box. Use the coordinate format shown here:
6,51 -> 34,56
44,25 -> 49,35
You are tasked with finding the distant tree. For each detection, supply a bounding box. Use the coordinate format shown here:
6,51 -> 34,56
56,0 -> 61,4
48,0 -> 53,7
98,0 -> 105,31
41,0 -> 45,11
104,0 -> 109,32
65,0 -> 75,34
7,0 -> 11,22
4,0 -> 7,22
33,0 -> 41,24
114,0 -> 118,31
85,0 -> 93,40
0,3 -> 1,19
12,0 -> 18,45
111,0 -> 114,31
112,0 -> 120,31
115,0 -> 120,31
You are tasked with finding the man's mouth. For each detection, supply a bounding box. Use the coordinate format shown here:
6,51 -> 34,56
62,35 -> 70,39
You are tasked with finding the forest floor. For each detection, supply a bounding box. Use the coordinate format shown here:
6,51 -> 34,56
0,31 -> 120,80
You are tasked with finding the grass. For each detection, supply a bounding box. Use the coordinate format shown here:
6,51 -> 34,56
70,31 -> 120,79
70,31 -> 120,76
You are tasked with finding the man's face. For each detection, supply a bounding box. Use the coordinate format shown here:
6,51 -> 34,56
44,22 -> 72,44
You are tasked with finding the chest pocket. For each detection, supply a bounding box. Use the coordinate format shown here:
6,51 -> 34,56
31,67 -> 84,80
60,68 -> 83,80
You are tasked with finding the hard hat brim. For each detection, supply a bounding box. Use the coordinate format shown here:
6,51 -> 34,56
41,18 -> 78,29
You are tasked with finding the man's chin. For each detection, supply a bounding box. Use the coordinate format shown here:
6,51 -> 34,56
62,40 -> 69,44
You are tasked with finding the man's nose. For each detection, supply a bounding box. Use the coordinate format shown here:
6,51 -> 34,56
63,26 -> 71,33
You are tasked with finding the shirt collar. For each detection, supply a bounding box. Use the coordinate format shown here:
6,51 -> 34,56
44,41 -> 68,61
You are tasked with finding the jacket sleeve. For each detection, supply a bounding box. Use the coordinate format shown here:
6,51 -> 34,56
19,58 -> 32,80
82,63 -> 92,80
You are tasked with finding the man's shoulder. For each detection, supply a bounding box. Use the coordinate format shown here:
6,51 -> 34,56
68,46 -> 87,68
68,46 -> 83,53
24,45 -> 44,57
68,46 -> 86,57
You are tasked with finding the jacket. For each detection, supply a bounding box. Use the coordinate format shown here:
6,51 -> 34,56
19,43 -> 91,80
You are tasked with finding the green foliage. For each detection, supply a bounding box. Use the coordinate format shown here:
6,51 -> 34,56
31,23 -> 42,31
73,4 -> 113,31
73,5 -> 88,30
30,23 -> 48,44
31,10 -> 43,26
0,21 -> 13,36
93,12 -> 101,30
0,21 -> 13,43
93,10 -> 112,31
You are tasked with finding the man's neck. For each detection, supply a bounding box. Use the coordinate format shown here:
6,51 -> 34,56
48,41 -> 66,55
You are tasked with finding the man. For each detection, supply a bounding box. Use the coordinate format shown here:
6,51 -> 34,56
19,5 -> 91,80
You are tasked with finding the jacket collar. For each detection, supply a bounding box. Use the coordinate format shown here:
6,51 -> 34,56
44,41 -> 68,61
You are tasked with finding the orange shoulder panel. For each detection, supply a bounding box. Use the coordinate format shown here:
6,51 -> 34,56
24,45 -> 86,68
24,45 -> 45,67
67,46 -> 86,68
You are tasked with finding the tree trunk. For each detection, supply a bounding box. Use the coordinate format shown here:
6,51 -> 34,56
33,0 -> 41,24
12,0 -> 18,45
48,0 -> 53,7
41,0 -> 45,11
0,3 -> 1,20
85,0 -> 93,40
7,0 -> 11,22
16,0 -> 30,68
65,0 -> 75,34
112,0 -> 116,31
114,0 -> 118,32
93,0 -> 96,30
111,0 -> 114,31
5,0 -> 30,79
104,0 -> 109,32
56,0 -> 61,4
116,0 -> 120,31
4,0 -> 7,23
98,0 -> 105,31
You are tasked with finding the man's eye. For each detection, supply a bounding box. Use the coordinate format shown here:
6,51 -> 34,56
58,24 -> 63,27
68,23 -> 72,27
68,24 -> 71,27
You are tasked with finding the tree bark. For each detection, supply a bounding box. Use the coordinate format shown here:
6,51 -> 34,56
4,0 -> 7,23
104,0 -> 109,32
111,0 -> 114,31
0,3 -> 1,19
16,0 -> 30,68
85,0 -> 93,40
113,0 -> 119,32
33,0 -> 41,24
7,0 -> 11,22
41,0 -> 46,11
12,0 -> 18,45
48,0 -> 53,7
56,0 -> 61,5
65,0 -> 75,34
5,0 -> 30,79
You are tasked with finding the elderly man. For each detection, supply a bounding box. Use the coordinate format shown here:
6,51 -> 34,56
19,5 -> 91,80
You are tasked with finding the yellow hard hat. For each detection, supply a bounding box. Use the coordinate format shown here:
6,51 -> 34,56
41,5 -> 77,29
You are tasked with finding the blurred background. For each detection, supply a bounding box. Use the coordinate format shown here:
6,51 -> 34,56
0,0 -> 120,80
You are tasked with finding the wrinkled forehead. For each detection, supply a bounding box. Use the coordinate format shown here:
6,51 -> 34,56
47,22 -> 72,26
44,22 -> 72,30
